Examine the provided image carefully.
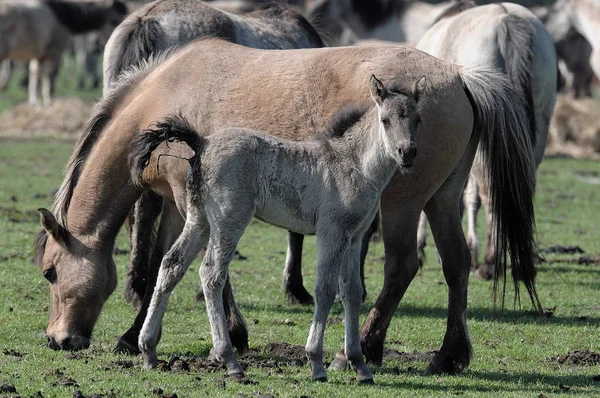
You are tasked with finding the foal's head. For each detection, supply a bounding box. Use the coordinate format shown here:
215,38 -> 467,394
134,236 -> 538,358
370,75 -> 426,168
35,210 -> 117,351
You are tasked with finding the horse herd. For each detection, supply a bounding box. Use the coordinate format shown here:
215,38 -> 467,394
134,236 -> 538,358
15,0 -> 595,385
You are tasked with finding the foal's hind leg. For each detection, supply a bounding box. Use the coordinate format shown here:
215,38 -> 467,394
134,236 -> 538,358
283,231 -> 314,305
139,211 -> 209,368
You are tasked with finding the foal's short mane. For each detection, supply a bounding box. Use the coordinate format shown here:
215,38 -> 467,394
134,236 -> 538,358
34,52 -> 173,266
430,0 -> 476,26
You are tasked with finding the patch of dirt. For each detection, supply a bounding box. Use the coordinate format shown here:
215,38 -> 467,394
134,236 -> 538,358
0,206 -> 39,223
546,350 -> 600,366
546,95 -> 600,160
0,98 -> 92,138
152,388 -> 178,398
262,342 -> 308,365
383,348 -> 437,363
2,349 -> 23,357
104,359 -> 134,370
0,383 -> 17,394
55,377 -> 78,387
541,245 -> 585,254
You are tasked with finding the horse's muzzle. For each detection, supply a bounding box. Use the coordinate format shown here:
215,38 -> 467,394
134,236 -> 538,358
46,334 -> 90,351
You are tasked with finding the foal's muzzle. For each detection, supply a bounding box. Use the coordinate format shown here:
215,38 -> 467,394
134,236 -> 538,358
399,145 -> 417,168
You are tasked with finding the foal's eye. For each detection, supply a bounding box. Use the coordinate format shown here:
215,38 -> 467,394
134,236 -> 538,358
381,118 -> 390,127
43,268 -> 57,284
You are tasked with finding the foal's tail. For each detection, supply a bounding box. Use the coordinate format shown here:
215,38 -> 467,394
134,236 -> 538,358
459,66 -> 542,311
129,115 -> 203,187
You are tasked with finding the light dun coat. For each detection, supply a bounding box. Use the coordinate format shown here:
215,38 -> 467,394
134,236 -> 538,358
130,76 -> 423,382
36,40 -> 540,374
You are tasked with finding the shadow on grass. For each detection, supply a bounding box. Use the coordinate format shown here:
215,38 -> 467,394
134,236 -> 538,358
370,368 -> 600,394
237,301 -> 600,328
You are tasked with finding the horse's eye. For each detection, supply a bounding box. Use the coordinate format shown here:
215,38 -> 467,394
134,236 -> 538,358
381,118 -> 390,127
43,268 -> 57,284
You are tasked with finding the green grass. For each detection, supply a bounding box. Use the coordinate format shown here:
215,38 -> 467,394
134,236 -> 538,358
1,137 -> 599,397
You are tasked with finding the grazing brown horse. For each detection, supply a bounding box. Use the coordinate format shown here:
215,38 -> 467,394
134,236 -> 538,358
36,39 -> 540,374
100,0 -> 325,314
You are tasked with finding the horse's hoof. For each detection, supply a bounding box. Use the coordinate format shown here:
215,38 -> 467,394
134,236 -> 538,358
329,350 -> 350,371
312,375 -> 327,382
286,289 -> 314,306
228,371 -> 246,380
361,339 -> 384,366
114,337 -> 141,355
359,377 -> 375,385
427,351 -> 469,375
143,355 -> 158,369
474,267 -> 493,281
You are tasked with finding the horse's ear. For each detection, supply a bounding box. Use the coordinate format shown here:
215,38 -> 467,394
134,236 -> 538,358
412,76 -> 427,103
370,75 -> 387,106
38,208 -> 66,245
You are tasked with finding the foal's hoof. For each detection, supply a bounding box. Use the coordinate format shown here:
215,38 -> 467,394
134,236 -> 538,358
114,337 -> 141,355
329,350 -> 350,371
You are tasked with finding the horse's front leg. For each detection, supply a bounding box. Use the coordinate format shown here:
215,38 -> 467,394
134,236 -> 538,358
358,212 -> 379,302
124,191 -> 164,310
139,212 -> 208,368
116,200 -> 184,354
306,227 -> 349,382
27,59 -> 40,105
464,176 -> 481,272
283,231 -> 314,305
339,239 -> 373,383
359,194 -> 421,365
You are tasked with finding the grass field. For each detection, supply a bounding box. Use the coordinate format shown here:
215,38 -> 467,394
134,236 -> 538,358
0,135 -> 599,397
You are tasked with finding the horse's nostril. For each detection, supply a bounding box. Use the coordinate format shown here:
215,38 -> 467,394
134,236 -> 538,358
61,337 -> 71,350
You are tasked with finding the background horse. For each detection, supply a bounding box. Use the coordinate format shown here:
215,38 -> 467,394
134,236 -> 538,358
99,0 -> 324,334
36,39 -> 540,375
414,1 -> 557,279
0,0 -> 127,105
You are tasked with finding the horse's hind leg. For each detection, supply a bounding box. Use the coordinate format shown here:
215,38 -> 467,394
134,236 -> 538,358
283,231 -> 314,305
125,191 -> 164,310
358,212 -> 379,302
139,209 -> 209,368
28,59 -> 40,105
416,212 -> 428,268
464,176 -> 481,272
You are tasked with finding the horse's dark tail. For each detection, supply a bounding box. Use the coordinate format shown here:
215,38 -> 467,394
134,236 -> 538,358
103,15 -> 166,92
459,66 -> 542,312
46,0 -> 127,34
497,13 -> 537,148
129,115 -> 203,188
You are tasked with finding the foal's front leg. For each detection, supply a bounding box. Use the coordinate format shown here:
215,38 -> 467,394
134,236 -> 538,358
306,228 -> 349,382
139,213 -> 208,368
339,240 -> 373,383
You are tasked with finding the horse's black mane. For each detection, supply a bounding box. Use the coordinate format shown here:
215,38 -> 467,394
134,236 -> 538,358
431,0 -> 476,26
46,0 -> 127,34
353,0 -> 412,29
316,102 -> 371,139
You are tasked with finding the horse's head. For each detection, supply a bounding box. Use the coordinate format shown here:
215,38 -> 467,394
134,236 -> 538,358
36,209 -> 117,351
369,75 -> 426,168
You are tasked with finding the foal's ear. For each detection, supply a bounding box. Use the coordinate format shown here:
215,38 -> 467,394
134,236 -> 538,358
38,208 -> 66,245
412,76 -> 427,103
370,75 -> 388,106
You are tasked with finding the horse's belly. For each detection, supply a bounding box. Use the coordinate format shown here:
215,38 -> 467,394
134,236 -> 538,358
254,199 -> 316,236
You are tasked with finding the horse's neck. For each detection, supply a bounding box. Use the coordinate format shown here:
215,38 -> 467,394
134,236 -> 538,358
342,113 -> 396,189
65,141 -> 140,250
